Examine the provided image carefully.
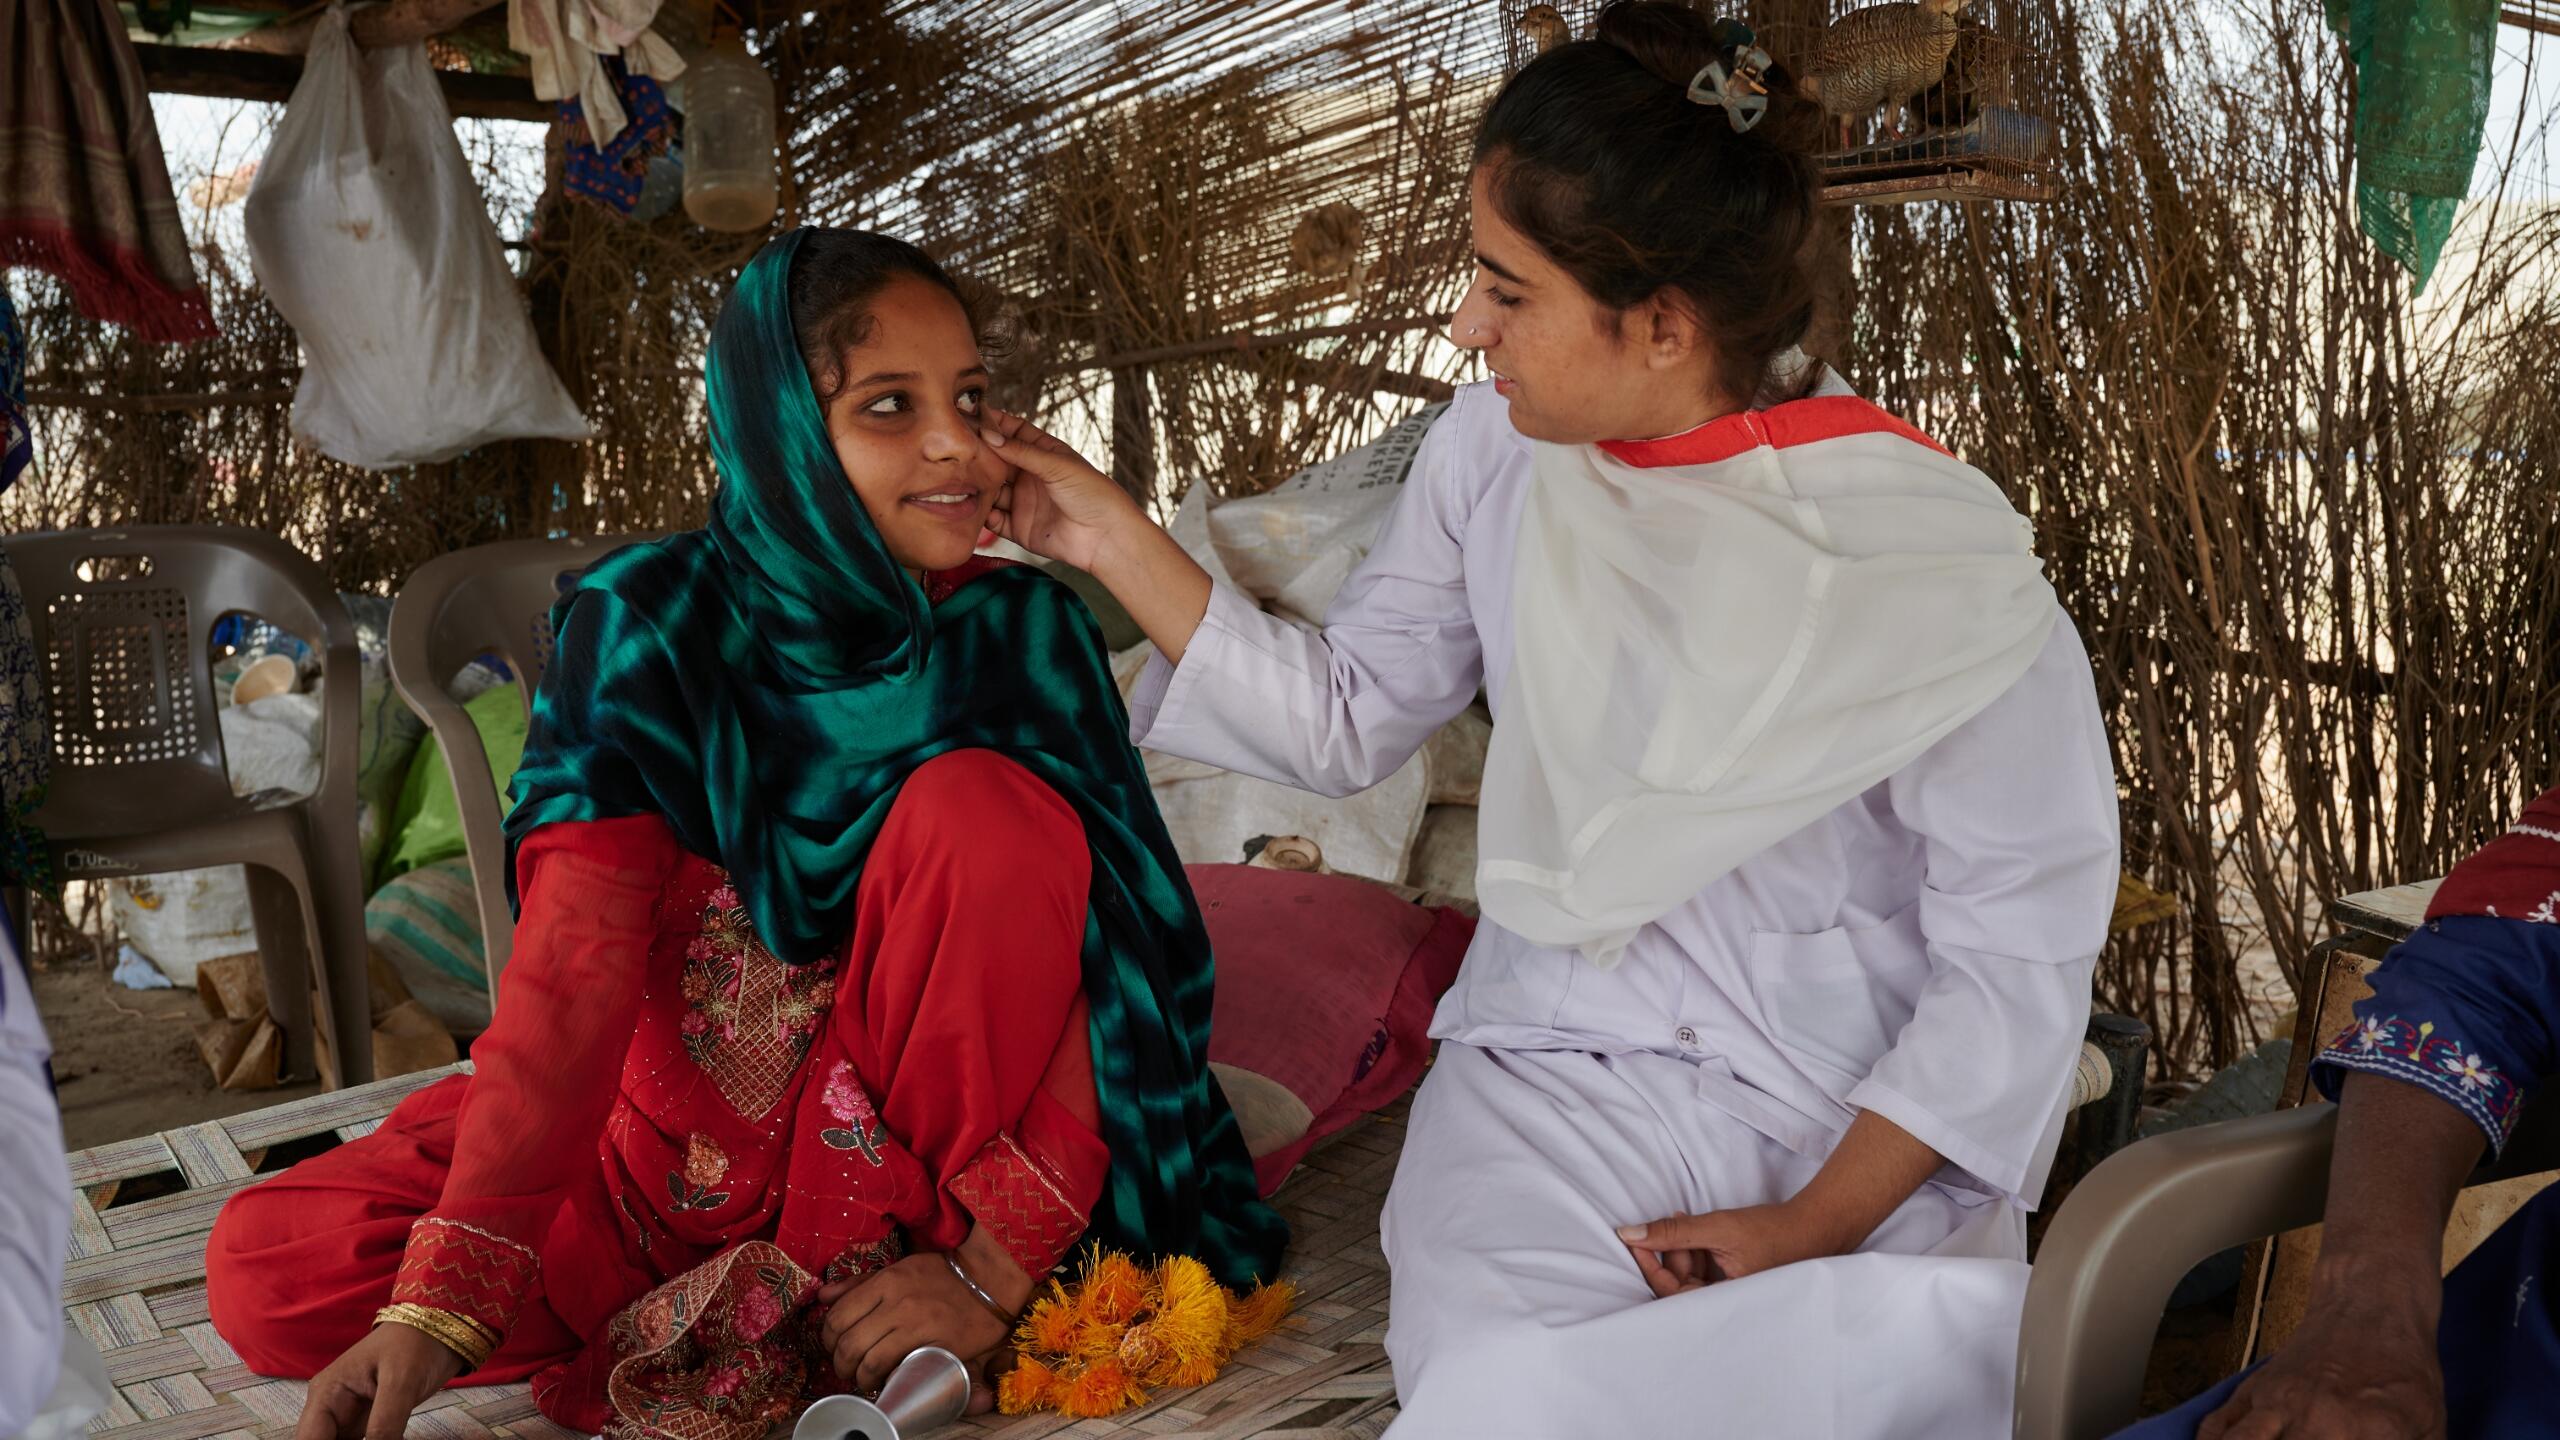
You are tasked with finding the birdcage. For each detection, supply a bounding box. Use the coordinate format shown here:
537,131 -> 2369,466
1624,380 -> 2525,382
1497,0 -> 2060,206
1764,0 -> 2059,203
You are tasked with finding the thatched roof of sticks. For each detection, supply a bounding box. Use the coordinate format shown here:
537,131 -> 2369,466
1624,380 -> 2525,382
19,0 -> 1526,592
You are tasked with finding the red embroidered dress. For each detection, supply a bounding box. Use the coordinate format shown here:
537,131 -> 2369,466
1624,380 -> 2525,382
207,749 -> 1109,1439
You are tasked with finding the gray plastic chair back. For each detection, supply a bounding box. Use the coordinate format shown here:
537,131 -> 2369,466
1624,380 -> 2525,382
4,525 -> 373,1085
2018,1088 -> 2560,1438
386,534 -> 665,991
6,526 -> 359,842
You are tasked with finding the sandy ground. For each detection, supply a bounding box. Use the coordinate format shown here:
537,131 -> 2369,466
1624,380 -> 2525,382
31,951 -> 320,1152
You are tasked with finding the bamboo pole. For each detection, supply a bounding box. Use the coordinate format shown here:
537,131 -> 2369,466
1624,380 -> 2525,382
24,388 -> 296,412
222,0 -> 502,55
1082,313 -> 1452,370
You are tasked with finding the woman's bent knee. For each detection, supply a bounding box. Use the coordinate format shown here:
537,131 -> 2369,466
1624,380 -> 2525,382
886,750 -> 1088,879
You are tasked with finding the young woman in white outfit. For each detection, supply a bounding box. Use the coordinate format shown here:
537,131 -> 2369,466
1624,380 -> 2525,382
981,6 -> 2120,1434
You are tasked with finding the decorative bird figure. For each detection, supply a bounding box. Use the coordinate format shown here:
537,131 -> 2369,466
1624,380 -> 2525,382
1518,3 -> 1570,57
1289,202 -> 1369,298
1796,0 -> 1969,151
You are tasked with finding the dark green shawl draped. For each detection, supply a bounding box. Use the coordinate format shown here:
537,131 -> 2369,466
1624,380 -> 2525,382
504,228 -> 1286,1287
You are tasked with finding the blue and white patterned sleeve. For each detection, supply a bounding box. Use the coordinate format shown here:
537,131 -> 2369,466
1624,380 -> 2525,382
2311,917 -> 2560,1156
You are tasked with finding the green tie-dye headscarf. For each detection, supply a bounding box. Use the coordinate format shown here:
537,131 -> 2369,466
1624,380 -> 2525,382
504,228 -> 1286,1287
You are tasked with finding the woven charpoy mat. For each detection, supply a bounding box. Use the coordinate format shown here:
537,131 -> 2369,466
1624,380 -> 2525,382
57,1064 -> 1408,1440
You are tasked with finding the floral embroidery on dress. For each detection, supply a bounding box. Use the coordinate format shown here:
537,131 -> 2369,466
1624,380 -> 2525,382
679,880 -> 838,1120
817,1061 -> 886,1166
601,1241 -> 836,1440
668,1133 -> 735,1213
2323,1014 -> 2524,1148
822,1233 -> 905,1285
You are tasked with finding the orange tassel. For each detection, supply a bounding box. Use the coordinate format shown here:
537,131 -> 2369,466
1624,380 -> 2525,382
1058,1357 -> 1147,1418
1229,1281 -> 1296,1345
1001,1251 -> 1297,1419
1018,1287 -> 1081,1357
997,1355 -> 1058,1415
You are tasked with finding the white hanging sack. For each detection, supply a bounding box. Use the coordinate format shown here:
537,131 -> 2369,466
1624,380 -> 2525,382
246,6 -> 588,469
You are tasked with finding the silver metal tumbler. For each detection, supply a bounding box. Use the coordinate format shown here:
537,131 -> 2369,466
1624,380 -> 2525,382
791,1347 -> 973,1440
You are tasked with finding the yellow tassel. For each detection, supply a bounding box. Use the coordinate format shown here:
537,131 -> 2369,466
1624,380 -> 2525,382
1149,1257 -> 1232,1375
1083,1251 -> 1152,1328
1228,1280 -> 1296,1346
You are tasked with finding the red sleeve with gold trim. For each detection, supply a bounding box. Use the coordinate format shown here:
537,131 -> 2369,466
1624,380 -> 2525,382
950,1132 -> 1092,1280
387,815 -> 679,1339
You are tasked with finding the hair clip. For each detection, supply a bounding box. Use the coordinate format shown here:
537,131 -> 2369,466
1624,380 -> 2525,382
1686,19 -> 1773,133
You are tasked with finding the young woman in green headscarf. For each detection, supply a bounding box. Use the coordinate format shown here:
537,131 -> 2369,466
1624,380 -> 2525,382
204,229 -> 1287,1440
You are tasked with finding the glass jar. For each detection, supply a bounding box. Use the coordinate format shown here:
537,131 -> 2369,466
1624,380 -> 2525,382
681,36 -> 776,233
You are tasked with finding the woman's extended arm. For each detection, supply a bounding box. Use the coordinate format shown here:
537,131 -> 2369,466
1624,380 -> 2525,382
985,403 -> 1488,799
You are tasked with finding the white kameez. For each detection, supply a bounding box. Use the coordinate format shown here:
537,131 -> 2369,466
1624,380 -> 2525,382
1130,381 -> 2121,1439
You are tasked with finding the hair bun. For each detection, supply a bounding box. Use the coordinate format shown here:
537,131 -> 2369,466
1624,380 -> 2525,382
1593,2 -> 1825,155
1591,0 -> 1721,91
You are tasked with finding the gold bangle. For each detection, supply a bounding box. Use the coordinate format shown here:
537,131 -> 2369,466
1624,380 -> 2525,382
376,1303 -> 493,1369
379,1303 -> 495,1369
374,1303 -> 498,1370
391,1302 -> 498,1352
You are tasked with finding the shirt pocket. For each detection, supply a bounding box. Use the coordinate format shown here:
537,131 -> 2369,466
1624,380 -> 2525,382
1746,922 -> 1928,1092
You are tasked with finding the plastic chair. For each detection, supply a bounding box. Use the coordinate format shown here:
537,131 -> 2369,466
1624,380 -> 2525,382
2015,1090 -> 2560,1439
6,526 -> 373,1087
385,534 -> 664,998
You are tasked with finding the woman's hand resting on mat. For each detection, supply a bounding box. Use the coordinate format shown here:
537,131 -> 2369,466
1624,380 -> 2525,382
978,408 -> 1143,575
819,1237 -> 1029,1409
292,1321 -> 466,1440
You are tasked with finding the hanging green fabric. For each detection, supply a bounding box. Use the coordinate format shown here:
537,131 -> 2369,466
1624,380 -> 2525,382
2327,0 -> 2498,293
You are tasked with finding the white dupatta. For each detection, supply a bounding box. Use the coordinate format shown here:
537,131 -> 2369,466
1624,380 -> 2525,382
1475,381 -> 2060,965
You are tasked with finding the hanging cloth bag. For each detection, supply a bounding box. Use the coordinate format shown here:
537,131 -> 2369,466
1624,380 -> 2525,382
245,7 -> 588,469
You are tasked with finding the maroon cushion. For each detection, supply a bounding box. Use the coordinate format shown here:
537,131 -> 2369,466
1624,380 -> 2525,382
1193,864 -> 1474,1195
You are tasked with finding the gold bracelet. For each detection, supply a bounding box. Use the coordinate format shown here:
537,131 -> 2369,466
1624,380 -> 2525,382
377,1303 -> 496,1369
375,1303 -> 498,1371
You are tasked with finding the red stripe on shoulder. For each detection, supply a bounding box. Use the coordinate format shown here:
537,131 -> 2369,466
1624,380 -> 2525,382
1597,395 -> 1954,469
